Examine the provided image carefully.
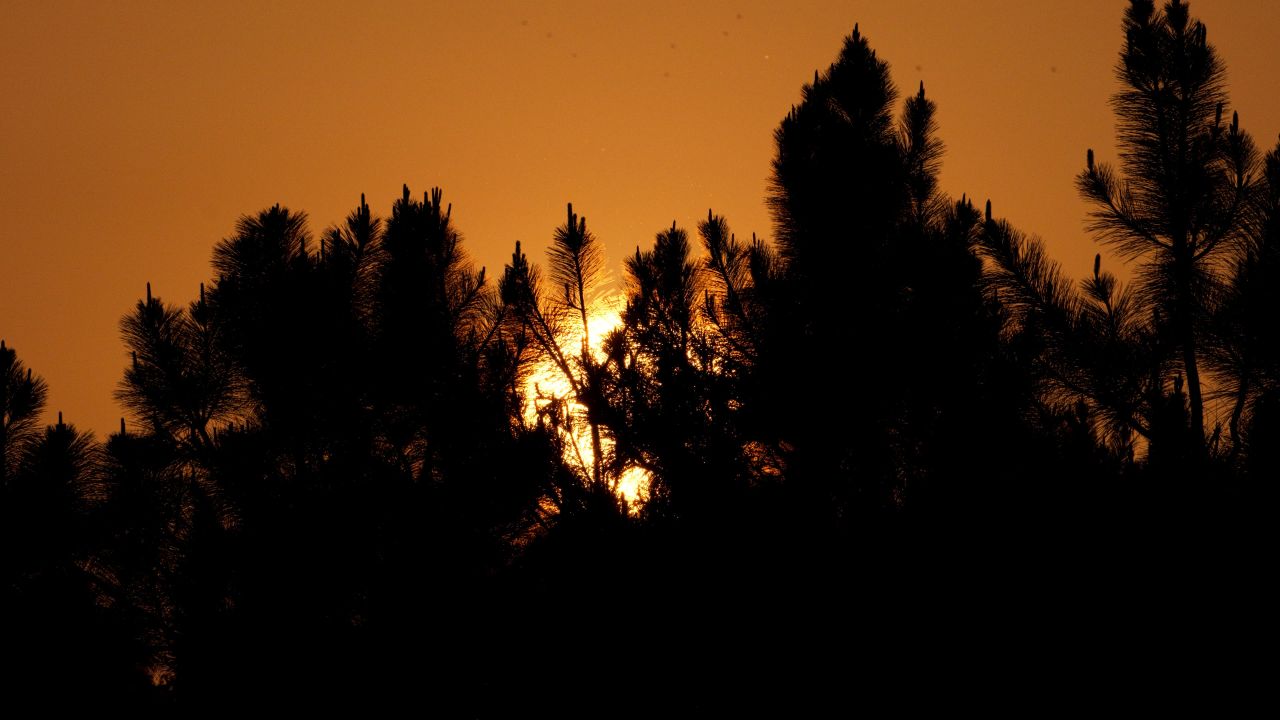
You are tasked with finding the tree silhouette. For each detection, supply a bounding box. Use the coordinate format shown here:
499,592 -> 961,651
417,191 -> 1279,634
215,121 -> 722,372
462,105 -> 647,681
499,205 -> 622,496
2,351 -> 149,703
764,25 -> 911,521
98,189 -> 579,703
547,204 -> 609,486
978,210 -> 1147,451
699,212 -> 774,369
118,284 -> 241,452
1077,0 -> 1259,460
973,0 -> 1275,505
761,26 -> 1039,526
1207,132 -> 1280,495
1,339 -> 48,487
598,220 -> 740,519
5,4 -> 1280,706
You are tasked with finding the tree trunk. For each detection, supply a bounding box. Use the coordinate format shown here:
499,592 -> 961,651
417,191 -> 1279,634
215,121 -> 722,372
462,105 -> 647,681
1182,330 -> 1205,451
1175,253 -> 1206,455
1228,374 -> 1249,461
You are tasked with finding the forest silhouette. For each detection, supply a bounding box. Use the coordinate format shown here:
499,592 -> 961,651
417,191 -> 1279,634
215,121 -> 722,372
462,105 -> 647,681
1,1 -> 1274,709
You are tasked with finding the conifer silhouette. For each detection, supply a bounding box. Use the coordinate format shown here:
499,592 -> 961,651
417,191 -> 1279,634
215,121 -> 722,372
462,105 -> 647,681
2,372 -> 147,703
3,3 -> 1278,706
499,205 -> 623,500
1077,0 -> 1258,460
763,24 -> 1027,523
1,340 -> 48,486
975,0 -> 1274,501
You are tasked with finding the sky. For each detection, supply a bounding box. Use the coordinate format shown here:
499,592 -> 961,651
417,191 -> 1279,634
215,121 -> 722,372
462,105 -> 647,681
2,0 -> 1279,437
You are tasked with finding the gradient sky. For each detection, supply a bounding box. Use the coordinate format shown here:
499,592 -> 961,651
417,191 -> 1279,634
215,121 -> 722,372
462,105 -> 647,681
3,0 -> 1278,436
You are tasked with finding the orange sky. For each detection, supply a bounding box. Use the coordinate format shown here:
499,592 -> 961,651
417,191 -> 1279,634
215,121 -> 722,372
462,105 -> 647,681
3,0 -> 1278,436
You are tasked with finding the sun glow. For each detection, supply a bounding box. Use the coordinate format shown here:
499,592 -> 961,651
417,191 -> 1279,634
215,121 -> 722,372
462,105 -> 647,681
522,296 -> 651,511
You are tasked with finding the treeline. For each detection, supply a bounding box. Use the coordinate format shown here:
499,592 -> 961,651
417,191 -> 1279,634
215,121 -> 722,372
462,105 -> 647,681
2,1 -> 1275,708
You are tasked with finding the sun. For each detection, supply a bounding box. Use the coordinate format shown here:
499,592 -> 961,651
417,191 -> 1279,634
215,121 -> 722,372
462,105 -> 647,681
521,295 -> 651,511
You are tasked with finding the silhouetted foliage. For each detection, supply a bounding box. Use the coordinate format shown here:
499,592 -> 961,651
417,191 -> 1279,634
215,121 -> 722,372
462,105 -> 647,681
978,1 -> 1276,515
500,205 -> 612,486
2,352 -> 150,705
2,1 -> 1275,707
1076,0 -> 1258,463
1,340 -> 48,486
757,26 -> 1046,529
596,219 -> 752,521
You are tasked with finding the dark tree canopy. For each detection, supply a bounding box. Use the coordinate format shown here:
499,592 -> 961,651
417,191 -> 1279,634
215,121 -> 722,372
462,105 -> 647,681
1,1 -> 1273,709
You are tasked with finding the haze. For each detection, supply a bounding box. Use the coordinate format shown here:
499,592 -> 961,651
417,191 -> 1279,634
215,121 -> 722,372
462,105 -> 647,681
3,0 -> 1278,436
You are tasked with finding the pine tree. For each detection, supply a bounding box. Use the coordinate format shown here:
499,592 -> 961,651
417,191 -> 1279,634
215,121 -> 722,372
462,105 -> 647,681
117,282 -> 241,450
0,340 -> 48,486
1209,135 -> 1280,484
1078,0 -> 1259,457
500,205 -> 615,492
765,24 -> 1021,520
547,204 -> 608,486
